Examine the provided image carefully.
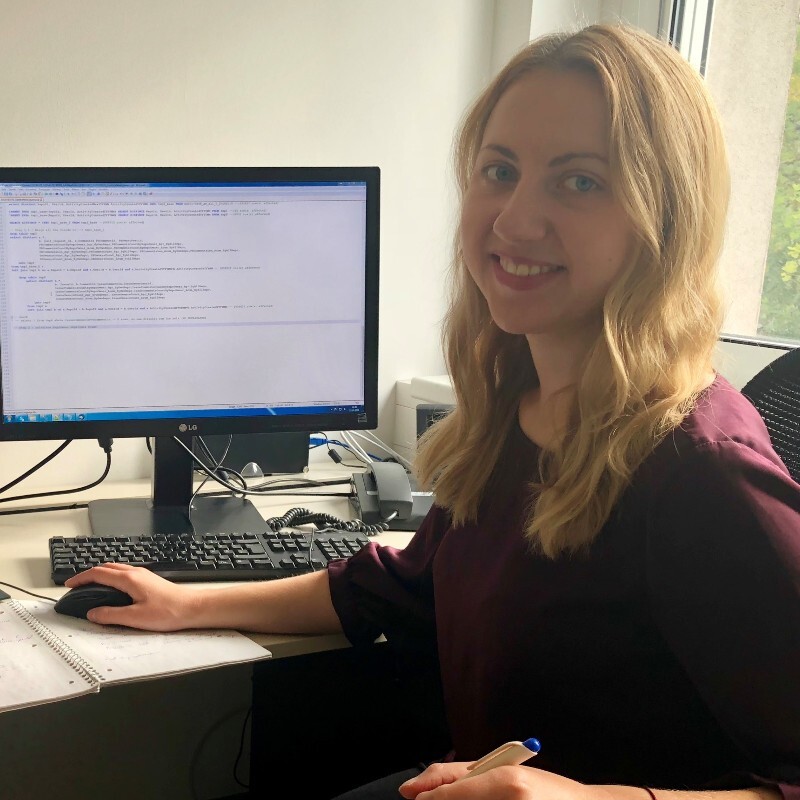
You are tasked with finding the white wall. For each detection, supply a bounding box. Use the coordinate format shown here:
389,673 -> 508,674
0,0 -> 497,490
529,0 -> 661,39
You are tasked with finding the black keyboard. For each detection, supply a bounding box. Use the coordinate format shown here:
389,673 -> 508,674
49,529 -> 370,585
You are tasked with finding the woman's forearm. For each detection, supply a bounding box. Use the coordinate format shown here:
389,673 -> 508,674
185,568 -> 343,634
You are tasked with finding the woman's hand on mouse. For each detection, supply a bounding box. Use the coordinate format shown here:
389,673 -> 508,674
64,564 -> 199,631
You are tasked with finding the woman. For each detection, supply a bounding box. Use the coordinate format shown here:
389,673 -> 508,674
67,24 -> 800,800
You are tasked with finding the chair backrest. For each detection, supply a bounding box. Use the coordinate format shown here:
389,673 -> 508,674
740,347 -> 800,482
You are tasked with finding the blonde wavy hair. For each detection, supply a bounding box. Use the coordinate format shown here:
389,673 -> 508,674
415,24 -> 729,557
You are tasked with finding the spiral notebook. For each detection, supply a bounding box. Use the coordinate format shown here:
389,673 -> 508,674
0,599 -> 271,713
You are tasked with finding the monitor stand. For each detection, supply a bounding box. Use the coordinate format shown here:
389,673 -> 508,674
87,435 -> 268,537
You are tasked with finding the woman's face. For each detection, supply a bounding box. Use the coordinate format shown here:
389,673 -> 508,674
461,68 -> 635,340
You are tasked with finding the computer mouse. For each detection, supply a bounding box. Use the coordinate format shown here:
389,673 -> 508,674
54,583 -> 134,620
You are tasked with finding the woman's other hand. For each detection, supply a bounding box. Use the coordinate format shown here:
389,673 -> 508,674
399,763 -> 647,800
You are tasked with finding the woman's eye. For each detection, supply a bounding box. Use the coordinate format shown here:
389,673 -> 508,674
484,164 -> 516,183
562,175 -> 599,193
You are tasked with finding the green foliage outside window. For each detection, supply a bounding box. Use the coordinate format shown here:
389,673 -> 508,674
758,21 -> 800,340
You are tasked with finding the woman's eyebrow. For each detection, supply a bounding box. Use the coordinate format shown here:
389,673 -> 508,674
479,145 -> 609,167
548,151 -> 608,167
480,144 -> 518,162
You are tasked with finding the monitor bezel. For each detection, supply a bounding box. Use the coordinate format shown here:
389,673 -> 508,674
0,165 -> 380,443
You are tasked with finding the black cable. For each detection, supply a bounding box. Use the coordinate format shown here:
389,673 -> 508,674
190,435 -> 243,514
197,490 -> 353,500
195,477 -> 352,500
172,437 -> 356,499
217,467 -> 248,493
258,491 -> 353,497
0,448 -> 112,505
264,507 -> 389,536
174,437 -> 353,502
0,502 -> 88,517
250,476 -> 352,490
194,436 -> 246,492
174,438 -> 263,498
194,435 -> 216,465
251,477 -> 353,494
0,581 -> 57,603
307,523 -> 318,573
233,707 -> 252,789
0,439 -> 73,495
188,705 -> 252,799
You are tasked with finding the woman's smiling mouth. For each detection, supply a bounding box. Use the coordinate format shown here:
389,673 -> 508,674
497,255 -> 565,276
493,255 -> 566,287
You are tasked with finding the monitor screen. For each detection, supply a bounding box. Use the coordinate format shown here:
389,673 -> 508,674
0,166 -> 379,535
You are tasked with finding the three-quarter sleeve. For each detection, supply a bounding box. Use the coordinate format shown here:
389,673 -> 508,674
327,504 -> 451,648
646,439 -> 800,796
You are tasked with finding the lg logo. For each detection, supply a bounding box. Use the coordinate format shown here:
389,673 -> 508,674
178,423 -> 198,433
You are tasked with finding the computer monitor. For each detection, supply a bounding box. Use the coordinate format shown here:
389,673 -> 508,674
0,166 -> 379,535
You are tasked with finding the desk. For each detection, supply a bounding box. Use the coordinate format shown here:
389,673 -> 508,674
0,472 -> 415,800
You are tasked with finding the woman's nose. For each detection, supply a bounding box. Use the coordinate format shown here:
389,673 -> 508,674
492,183 -> 551,243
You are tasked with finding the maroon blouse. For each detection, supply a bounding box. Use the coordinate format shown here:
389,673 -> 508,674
328,377 -> 800,798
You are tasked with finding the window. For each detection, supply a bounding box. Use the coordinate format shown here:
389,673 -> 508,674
665,0 -> 714,75
759,21 -> 800,340
675,1 -> 800,345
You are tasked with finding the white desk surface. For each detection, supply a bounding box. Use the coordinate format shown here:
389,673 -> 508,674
0,470 -> 414,658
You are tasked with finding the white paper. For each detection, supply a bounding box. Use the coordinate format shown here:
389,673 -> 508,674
0,600 -> 271,712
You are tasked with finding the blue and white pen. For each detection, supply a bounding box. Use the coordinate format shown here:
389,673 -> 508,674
458,737 -> 541,781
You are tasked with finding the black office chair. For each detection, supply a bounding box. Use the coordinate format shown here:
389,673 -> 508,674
740,347 -> 800,482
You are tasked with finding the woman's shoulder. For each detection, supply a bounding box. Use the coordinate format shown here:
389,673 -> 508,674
647,374 -> 791,481
619,376 -> 800,544
679,374 -> 771,446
